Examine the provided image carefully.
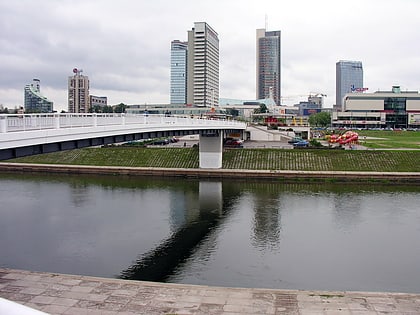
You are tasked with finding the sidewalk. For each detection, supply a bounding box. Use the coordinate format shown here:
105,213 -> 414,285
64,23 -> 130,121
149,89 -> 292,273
1,268 -> 420,314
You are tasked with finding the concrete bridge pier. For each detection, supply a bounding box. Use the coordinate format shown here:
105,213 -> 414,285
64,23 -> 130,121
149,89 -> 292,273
199,131 -> 223,169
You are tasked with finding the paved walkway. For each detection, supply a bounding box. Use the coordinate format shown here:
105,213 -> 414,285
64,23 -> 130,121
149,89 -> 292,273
1,268 -> 420,314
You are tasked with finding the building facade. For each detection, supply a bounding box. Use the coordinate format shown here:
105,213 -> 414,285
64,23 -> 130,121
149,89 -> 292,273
90,95 -> 107,108
170,40 -> 188,104
68,68 -> 90,113
187,22 -> 219,107
24,79 -> 53,113
332,86 -> 420,129
336,60 -> 363,108
256,29 -> 281,106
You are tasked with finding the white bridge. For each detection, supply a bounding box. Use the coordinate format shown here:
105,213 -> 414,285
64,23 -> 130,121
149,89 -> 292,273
0,113 -> 246,168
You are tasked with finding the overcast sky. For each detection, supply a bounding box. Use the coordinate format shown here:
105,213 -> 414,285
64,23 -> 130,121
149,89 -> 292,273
1,0 -> 419,111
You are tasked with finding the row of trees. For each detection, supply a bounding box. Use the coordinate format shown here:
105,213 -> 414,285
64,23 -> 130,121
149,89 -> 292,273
89,103 -> 127,113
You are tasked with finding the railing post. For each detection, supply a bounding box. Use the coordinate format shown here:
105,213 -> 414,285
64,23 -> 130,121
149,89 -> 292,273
0,116 -> 7,133
93,114 -> 97,127
54,114 -> 60,129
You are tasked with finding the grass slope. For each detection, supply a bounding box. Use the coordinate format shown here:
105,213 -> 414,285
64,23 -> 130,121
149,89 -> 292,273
354,130 -> 420,149
7,147 -> 420,172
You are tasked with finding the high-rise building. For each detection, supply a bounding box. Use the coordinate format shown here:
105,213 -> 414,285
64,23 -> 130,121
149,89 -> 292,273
24,79 -> 53,113
336,60 -> 363,108
170,40 -> 188,104
187,22 -> 219,107
68,68 -> 90,113
256,29 -> 281,106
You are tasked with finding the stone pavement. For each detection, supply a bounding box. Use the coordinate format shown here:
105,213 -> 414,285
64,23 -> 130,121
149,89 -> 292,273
1,268 -> 420,314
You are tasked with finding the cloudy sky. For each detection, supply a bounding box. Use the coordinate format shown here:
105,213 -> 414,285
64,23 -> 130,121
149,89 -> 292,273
1,0 -> 419,111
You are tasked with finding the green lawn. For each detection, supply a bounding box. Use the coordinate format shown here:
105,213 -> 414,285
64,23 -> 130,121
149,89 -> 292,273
354,130 -> 420,149
6,147 -> 420,172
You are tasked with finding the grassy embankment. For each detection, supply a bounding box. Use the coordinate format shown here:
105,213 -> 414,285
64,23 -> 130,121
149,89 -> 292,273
5,130 -> 420,172
352,130 -> 420,149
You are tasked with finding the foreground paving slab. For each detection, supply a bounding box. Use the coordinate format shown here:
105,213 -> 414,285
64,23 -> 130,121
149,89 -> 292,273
1,268 -> 420,314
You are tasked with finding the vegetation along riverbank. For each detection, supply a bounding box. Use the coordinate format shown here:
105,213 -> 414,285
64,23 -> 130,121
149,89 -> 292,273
1,147 -> 420,183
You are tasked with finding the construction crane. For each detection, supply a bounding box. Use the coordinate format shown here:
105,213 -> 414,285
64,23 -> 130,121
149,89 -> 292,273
309,92 -> 327,97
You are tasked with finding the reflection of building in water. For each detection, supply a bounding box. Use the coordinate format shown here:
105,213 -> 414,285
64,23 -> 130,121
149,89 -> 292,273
332,194 -> 363,232
69,183 -> 90,208
251,194 -> 282,250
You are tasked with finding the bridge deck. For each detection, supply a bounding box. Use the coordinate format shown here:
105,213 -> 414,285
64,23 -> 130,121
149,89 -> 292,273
1,268 -> 419,314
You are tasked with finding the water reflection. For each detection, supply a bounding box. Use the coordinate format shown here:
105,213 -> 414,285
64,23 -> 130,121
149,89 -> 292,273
1,173 -> 420,293
120,182 -> 234,281
251,193 -> 282,251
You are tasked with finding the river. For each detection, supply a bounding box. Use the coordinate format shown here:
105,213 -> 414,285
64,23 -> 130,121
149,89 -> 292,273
1,172 -> 419,293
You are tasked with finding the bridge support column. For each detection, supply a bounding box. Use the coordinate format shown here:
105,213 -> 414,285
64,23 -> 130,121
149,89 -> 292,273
199,131 -> 223,169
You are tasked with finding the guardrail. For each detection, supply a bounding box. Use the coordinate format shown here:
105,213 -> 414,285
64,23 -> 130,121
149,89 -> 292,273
0,113 -> 246,133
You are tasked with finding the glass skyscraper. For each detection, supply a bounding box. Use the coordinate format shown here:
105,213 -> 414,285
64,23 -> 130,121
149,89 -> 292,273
256,29 -> 281,106
170,40 -> 188,104
336,60 -> 363,108
24,79 -> 53,113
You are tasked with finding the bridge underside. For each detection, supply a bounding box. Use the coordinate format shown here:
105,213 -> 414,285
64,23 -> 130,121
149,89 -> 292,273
0,128 -> 242,169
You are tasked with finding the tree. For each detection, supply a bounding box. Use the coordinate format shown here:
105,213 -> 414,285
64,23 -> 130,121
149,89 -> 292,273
308,112 -> 331,127
113,103 -> 127,113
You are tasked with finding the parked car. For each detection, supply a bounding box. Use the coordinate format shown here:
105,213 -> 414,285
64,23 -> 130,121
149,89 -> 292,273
224,139 -> 244,148
151,139 -> 169,145
288,137 -> 304,144
293,140 -> 309,148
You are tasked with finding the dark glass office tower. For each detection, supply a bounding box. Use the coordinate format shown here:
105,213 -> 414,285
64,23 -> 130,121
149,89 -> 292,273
256,29 -> 281,105
336,60 -> 363,108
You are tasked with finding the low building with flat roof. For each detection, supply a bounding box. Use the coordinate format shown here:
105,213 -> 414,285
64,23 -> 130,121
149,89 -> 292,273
332,86 -> 420,129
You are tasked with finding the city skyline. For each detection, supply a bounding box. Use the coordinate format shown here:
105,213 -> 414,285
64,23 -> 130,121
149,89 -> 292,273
1,0 -> 420,112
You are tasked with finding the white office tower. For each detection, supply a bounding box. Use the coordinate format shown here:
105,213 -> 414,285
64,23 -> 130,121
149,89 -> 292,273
187,22 -> 219,107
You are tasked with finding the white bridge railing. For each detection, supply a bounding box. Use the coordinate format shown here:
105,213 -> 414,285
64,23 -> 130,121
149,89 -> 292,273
0,113 -> 245,133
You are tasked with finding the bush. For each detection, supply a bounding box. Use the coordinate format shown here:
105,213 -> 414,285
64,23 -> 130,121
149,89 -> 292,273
309,139 -> 323,147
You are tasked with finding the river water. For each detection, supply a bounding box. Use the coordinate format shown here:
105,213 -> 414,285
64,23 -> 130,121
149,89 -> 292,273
1,172 -> 419,293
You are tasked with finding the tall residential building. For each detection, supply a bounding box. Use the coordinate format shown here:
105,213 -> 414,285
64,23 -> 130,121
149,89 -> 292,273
187,22 -> 219,107
24,79 -> 53,113
68,68 -> 90,113
256,29 -> 281,106
170,40 -> 188,104
336,60 -> 363,108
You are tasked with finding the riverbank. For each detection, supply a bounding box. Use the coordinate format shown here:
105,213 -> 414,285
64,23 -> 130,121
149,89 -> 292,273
1,268 -> 419,314
1,162 -> 420,183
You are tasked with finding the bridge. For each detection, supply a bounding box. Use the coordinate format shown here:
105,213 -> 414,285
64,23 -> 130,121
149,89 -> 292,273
0,113 -> 246,168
